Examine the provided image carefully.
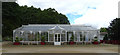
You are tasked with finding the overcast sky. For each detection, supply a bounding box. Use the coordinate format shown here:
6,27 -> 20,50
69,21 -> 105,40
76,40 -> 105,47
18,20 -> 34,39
16,0 -> 120,29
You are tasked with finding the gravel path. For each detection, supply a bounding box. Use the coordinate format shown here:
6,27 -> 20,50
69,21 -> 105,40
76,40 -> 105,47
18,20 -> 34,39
0,42 -> 2,55
2,42 -> 118,53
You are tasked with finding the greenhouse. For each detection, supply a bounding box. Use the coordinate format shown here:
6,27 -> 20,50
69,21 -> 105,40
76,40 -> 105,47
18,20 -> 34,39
13,24 -> 100,45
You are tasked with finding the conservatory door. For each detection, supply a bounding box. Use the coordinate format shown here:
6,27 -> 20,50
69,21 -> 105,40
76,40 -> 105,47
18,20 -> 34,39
54,33 -> 61,45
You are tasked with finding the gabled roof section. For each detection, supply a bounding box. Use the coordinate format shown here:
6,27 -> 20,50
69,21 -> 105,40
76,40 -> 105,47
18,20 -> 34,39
49,25 -> 64,30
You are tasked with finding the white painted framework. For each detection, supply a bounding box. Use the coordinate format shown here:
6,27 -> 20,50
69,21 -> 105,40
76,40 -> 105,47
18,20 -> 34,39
13,24 -> 100,45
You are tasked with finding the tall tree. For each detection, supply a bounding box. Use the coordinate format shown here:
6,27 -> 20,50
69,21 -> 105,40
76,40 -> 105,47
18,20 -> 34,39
2,2 -> 70,38
2,2 -> 21,38
108,18 -> 120,40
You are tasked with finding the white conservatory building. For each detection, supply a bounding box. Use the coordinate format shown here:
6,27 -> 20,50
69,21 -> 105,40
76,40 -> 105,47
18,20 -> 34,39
13,24 -> 100,45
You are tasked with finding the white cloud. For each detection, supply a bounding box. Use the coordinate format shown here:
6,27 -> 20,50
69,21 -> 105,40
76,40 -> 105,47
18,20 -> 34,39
16,0 -> 102,14
74,0 -> 119,29
16,0 -> 120,29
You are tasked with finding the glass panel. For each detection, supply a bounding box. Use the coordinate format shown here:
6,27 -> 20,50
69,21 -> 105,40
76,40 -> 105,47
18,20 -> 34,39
54,30 -> 61,33
58,37 -> 60,42
49,30 -> 53,34
28,33 -> 34,41
41,32 -> 48,41
58,34 -> 60,37
83,35 -> 85,41
61,34 -> 65,41
89,39 -> 90,41
68,34 -> 72,41
58,34 -> 60,42
77,37 -> 79,41
80,34 -> 82,38
23,32 -> 27,41
80,33 -> 82,41
35,32 -> 39,41
77,33 -> 80,41
67,32 -> 73,41
55,34 -> 57,42
49,34 -> 54,41
75,33 -> 77,41
39,33 -> 41,41
80,38 -> 82,41
45,32 -> 48,41
55,34 -> 57,37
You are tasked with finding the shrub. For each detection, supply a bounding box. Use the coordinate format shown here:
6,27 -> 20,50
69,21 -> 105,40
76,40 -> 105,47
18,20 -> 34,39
94,37 -> 98,42
15,37 -> 19,42
20,38 -> 23,41
41,36 -> 45,42
4,37 -> 13,41
70,36 -> 74,41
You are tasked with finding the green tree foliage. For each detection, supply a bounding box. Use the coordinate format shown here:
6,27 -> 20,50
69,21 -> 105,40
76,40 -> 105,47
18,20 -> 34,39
108,18 -> 120,40
2,2 -> 21,39
2,2 -> 70,38
100,28 -> 108,40
100,27 -> 107,32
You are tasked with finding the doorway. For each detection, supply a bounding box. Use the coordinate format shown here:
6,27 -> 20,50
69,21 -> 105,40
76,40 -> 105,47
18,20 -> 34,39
54,33 -> 61,45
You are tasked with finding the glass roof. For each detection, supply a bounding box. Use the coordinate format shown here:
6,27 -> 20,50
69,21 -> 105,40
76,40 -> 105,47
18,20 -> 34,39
15,24 -> 98,32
